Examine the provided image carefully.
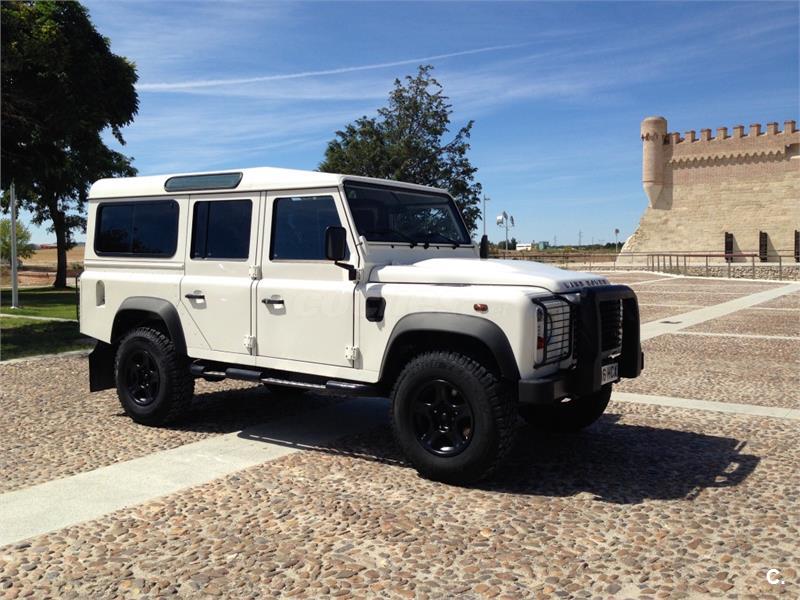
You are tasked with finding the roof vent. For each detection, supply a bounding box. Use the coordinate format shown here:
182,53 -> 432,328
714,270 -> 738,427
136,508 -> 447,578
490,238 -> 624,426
164,172 -> 243,192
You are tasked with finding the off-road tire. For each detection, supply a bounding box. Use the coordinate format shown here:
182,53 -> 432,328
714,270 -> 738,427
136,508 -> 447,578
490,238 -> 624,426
391,351 -> 515,485
519,385 -> 612,432
115,327 -> 194,426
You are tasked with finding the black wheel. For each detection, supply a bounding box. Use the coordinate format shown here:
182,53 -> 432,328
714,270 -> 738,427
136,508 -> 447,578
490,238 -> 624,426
391,351 -> 515,484
115,327 -> 194,426
519,385 -> 612,432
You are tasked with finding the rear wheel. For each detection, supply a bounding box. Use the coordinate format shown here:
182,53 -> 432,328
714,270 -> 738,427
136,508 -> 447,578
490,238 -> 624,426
519,385 -> 611,432
115,327 -> 194,426
391,351 -> 515,484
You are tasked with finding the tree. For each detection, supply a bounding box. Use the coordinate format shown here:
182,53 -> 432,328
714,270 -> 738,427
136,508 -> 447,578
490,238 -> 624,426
320,65 -> 483,233
1,1 -> 138,287
0,218 -> 35,264
497,237 -> 518,251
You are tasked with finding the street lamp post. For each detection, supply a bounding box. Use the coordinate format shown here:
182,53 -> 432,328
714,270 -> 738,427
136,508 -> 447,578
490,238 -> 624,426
496,211 -> 515,258
482,194 -> 491,237
10,183 -> 20,309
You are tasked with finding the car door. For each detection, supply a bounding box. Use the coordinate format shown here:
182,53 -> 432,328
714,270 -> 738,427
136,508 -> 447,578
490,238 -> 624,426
256,189 -> 356,367
180,193 -> 261,358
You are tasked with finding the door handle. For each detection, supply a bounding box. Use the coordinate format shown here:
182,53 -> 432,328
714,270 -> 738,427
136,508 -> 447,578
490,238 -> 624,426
262,298 -> 284,305
185,293 -> 206,300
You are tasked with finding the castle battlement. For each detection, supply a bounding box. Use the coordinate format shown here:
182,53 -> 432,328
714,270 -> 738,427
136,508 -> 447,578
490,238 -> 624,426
664,120 -> 798,164
624,115 -> 800,261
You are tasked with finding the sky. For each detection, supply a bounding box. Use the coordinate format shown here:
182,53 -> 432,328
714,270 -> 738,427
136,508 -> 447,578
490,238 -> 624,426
20,0 -> 799,245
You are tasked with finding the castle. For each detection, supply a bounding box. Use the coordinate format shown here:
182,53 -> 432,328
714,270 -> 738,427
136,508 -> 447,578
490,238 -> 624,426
622,116 -> 799,261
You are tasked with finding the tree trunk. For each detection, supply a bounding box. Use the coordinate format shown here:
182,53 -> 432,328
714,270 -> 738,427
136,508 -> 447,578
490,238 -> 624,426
50,198 -> 68,288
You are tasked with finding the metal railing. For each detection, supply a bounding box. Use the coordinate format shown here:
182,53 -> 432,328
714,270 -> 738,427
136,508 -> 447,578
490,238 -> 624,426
491,252 -> 622,270
643,252 -> 795,280
488,250 -> 798,280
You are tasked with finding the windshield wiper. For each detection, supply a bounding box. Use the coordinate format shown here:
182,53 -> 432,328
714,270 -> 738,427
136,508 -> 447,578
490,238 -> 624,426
423,232 -> 461,249
364,228 -> 417,248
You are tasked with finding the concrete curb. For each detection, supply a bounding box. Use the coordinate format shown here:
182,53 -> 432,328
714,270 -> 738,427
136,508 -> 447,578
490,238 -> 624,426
0,347 -> 92,365
0,397 -> 389,546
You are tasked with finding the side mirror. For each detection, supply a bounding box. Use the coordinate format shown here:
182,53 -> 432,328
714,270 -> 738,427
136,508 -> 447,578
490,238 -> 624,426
325,226 -> 348,261
479,234 -> 489,259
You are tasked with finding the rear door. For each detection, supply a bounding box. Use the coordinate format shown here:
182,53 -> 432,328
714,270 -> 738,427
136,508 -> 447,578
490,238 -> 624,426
181,193 -> 260,357
256,189 -> 356,367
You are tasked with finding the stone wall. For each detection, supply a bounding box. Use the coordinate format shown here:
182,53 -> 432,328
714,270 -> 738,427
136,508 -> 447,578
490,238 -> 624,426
622,117 -> 800,260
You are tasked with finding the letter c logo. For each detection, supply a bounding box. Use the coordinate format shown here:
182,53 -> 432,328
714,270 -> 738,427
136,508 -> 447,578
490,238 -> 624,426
766,569 -> 783,585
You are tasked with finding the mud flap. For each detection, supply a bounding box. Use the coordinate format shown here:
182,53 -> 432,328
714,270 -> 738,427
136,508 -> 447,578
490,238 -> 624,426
89,341 -> 116,392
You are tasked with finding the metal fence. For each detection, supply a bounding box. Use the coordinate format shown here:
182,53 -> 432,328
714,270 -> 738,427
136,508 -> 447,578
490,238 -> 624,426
489,251 -> 799,280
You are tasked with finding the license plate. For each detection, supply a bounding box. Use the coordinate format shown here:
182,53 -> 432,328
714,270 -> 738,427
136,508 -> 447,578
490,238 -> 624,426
601,363 -> 619,385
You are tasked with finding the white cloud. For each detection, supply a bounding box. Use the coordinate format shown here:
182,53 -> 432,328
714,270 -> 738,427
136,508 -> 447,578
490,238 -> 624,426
136,43 -> 531,91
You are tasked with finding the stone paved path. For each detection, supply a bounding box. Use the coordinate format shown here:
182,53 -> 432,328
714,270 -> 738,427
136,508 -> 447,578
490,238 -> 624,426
1,273 -> 798,598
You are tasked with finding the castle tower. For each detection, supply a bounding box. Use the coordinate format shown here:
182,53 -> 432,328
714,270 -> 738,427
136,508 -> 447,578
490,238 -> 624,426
640,116 -> 667,207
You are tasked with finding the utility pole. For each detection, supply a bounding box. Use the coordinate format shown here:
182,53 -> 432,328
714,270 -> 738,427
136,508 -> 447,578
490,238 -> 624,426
614,228 -> 620,254
482,194 -> 491,237
10,183 -> 20,309
578,230 -> 582,248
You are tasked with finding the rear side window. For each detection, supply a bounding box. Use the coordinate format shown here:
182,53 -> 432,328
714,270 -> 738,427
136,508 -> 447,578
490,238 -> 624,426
95,201 -> 179,256
191,199 -> 252,260
270,196 -> 344,261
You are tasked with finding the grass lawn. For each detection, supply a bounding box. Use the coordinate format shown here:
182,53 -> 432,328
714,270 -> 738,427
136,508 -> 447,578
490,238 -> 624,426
0,286 -> 79,320
0,317 -> 93,361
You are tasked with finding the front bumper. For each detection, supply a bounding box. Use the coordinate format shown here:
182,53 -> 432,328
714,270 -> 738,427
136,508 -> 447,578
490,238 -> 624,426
519,284 -> 644,405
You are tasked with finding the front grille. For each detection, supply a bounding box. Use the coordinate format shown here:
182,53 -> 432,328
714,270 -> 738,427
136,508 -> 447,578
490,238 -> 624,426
533,297 -> 574,366
599,299 -> 623,352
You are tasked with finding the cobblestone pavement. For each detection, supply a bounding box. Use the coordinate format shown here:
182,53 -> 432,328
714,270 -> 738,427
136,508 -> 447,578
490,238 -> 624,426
639,279 -> 783,291
1,274 -> 798,599
754,292 -> 800,309
638,304 -> 703,324
635,291 -> 762,306
685,308 -> 800,337
616,334 -> 799,408
0,358 -> 338,493
1,403 -> 797,599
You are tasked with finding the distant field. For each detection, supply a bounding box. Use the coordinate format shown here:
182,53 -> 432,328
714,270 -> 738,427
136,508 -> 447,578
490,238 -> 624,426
1,247 -> 85,288
24,246 -> 85,267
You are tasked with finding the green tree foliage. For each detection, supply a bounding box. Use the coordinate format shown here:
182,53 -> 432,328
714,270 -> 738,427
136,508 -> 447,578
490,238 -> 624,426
1,1 -> 138,287
320,65 -> 482,234
497,237 -> 517,250
0,218 -> 35,263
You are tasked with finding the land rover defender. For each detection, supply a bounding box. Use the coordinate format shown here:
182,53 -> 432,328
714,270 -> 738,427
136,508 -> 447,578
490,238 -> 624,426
81,167 -> 643,483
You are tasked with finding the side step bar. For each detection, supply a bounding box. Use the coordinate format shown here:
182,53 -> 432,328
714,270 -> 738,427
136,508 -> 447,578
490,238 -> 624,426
190,363 -> 380,397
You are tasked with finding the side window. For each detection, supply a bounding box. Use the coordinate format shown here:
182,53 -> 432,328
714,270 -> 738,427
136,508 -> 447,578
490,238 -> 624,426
191,199 -> 252,260
270,195 -> 345,261
95,201 -> 178,256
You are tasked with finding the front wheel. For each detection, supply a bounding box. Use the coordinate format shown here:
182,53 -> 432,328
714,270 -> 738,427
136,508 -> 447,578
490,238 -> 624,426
391,351 -> 515,485
115,327 -> 194,426
519,385 -> 612,432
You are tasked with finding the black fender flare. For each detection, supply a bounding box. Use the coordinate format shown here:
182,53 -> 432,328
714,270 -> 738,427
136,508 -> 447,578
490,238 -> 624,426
379,312 -> 521,382
113,296 -> 187,355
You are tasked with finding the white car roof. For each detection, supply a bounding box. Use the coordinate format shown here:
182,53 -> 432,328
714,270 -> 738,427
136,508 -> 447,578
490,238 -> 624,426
88,166 -> 448,199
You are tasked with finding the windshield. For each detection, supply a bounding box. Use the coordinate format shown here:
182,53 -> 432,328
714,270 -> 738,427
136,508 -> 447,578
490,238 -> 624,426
344,183 -> 471,246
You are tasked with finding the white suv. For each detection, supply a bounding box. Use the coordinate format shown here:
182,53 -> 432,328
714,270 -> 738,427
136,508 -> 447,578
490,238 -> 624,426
81,167 -> 643,483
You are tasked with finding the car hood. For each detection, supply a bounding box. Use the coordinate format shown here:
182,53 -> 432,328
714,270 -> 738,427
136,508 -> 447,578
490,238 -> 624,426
368,258 -> 610,293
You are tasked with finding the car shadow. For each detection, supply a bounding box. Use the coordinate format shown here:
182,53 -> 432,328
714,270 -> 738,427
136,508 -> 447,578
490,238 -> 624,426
111,384 -> 341,435
226,396 -> 759,505
482,414 -> 760,504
